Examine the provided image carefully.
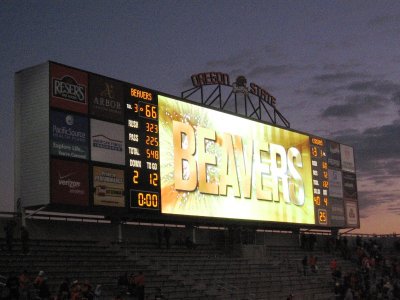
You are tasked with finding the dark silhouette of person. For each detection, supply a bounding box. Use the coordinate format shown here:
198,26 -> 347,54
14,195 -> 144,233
21,226 -> 30,254
134,271 -> 145,300
164,228 -> 171,249
4,220 -> 16,252
157,228 -> 162,248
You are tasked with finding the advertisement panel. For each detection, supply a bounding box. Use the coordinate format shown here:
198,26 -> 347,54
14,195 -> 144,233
330,197 -> 346,227
93,166 -> 125,207
50,63 -> 88,114
50,110 -> 88,159
341,144 -> 355,172
159,95 -> 315,224
327,140 -> 341,168
328,169 -> 343,198
343,172 -> 358,200
91,119 -> 125,165
89,74 -> 124,122
50,159 -> 89,206
345,201 -> 359,227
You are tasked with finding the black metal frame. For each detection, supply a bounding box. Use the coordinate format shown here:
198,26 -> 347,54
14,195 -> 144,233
181,84 -> 290,128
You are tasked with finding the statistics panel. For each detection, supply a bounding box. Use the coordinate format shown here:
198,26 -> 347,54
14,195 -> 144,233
125,86 -> 160,210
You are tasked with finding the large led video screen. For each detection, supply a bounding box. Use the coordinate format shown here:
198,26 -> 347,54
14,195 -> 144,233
158,95 -> 315,224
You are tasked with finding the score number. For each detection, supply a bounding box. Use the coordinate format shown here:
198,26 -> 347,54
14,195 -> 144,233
131,190 -> 159,209
132,170 -> 158,186
133,102 -> 157,119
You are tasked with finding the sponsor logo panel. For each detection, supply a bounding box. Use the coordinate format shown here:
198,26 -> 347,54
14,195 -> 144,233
328,169 -> 343,198
91,119 -> 125,165
330,197 -> 346,227
50,63 -> 88,114
343,172 -> 357,200
326,140 -> 341,168
50,110 -> 88,159
93,166 -> 125,207
51,159 -> 89,206
341,144 -> 355,173
89,74 -> 124,122
345,201 -> 359,227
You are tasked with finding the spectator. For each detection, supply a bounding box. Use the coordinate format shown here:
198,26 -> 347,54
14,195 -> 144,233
18,270 -> 31,300
309,234 -> 316,251
33,271 -> 45,288
309,255 -> 318,273
20,226 -> 30,254
157,228 -> 163,248
164,228 -> 171,249
175,233 -> 184,246
330,258 -> 338,272
154,287 -> 166,300
117,272 -> 129,295
3,220 -> 16,252
37,277 -> 51,300
127,273 -> 136,296
185,236 -> 196,250
134,271 -> 145,300
302,255 -> 308,276
56,277 -> 70,300
93,284 -> 102,300
70,280 -> 82,300
81,280 -> 94,300
6,273 -> 20,299
300,233 -> 306,249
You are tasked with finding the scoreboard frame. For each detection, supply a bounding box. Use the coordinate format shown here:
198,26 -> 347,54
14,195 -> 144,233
14,61 -> 360,230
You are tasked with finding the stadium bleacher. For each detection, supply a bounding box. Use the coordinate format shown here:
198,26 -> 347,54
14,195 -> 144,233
1,215 -> 399,299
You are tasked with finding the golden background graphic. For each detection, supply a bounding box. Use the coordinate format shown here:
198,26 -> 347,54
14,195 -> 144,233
159,95 -> 314,224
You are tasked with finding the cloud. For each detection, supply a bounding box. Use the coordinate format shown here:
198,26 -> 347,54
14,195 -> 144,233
247,64 -> 303,77
313,71 -> 364,83
333,121 -> 400,175
346,80 -> 400,95
321,94 -> 385,118
367,14 -> 400,28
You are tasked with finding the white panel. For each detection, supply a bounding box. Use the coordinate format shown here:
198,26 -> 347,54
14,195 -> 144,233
15,62 -> 50,207
90,119 -> 125,165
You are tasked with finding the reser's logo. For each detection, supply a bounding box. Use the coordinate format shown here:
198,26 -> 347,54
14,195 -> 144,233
53,75 -> 86,103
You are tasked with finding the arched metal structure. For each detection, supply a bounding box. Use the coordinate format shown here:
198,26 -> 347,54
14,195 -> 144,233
181,76 -> 290,128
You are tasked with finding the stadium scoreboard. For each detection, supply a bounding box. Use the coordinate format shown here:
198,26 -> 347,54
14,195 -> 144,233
15,62 -> 359,229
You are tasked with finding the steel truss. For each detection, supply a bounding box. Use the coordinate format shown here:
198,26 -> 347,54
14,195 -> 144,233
181,84 -> 290,128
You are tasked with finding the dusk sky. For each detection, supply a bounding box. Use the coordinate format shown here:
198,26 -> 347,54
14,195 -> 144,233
1,1 -> 400,234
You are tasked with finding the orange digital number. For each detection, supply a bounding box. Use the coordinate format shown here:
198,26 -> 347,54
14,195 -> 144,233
149,173 -> 158,187
323,197 -> 328,206
138,192 -> 158,208
146,122 -> 159,133
146,136 -> 159,146
132,170 -> 139,184
145,104 -> 157,119
322,181 -> 329,188
314,196 -> 321,205
319,211 -> 327,223
146,149 -> 159,159
311,146 -> 318,157
322,162 -> 328,170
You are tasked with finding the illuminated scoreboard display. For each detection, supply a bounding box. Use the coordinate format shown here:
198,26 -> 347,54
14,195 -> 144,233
16,62 -> 359,229
126,86 -> 160,210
